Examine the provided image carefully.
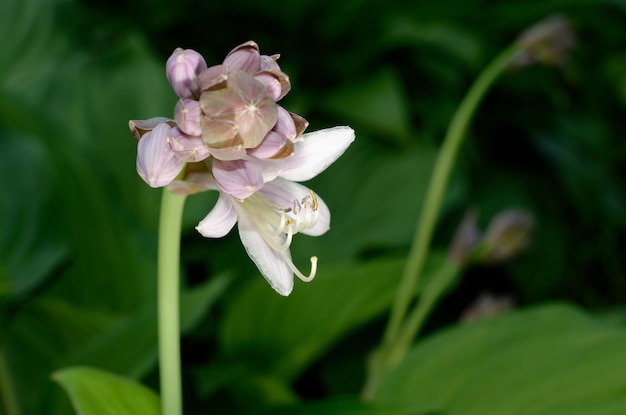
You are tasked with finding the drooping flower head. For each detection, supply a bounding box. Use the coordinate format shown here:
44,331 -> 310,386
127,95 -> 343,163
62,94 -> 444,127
129,41 -> 355,295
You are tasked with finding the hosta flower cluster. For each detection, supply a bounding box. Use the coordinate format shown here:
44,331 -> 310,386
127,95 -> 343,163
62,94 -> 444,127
129,41 -> 354,295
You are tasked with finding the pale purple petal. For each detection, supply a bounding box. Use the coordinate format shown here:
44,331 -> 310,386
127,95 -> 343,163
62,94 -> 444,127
136,123 -> 185,188
196,193 -> 237,238
259,178 -> 330,236
254,72 -> 282,101
235,204 -> 294,296
169,127 -> 210,162
166,48 -> 207,99
174,98 -> 202,136
223,41 -> 261,73
212,159 -> 264,199
279,126 -> 355,182
247,131 -> 294,159
273,106 -> 297,141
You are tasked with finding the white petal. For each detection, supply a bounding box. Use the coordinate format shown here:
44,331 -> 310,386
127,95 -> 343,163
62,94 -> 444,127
236,206 -> 294,296
259,178 -> 330,236
279,126 -> 355,182
196,193 -> 237,238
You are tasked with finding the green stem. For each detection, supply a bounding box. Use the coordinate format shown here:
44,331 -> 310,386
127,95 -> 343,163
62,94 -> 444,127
363,45 -> 523,400
383,45 -> 522,346
392,260 -> 461,361
0,342 -> 20,415
158,188 -> 186,415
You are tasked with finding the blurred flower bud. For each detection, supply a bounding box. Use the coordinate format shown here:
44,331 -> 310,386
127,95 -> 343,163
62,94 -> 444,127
513,14 -> 575,68
481,209 -> 534,263
460,292 -> 515,323
166,48 -> 208,99
448,209 -> 481,265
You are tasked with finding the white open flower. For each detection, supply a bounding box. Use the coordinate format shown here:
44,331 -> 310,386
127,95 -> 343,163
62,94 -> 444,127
196,126 -> 354,295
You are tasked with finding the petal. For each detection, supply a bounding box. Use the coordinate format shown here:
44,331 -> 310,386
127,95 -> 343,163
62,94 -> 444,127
136,123 -> 185,188
259,178 -> 330,236
169,127 -> 210,162
166,48 -> 207,99
174,98 -> 202,136
212,159 -> 264,199
273,106 -> 297,140
279,126 -> 355,182
247,131 -> 294,159
235,204 -> 294,296
209,144 -> 247,161
196,193 -> 237,238
223,41 -> 261,73
129,117 -> 172,140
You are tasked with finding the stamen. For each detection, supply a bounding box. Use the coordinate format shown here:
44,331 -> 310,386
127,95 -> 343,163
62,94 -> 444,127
280,251 -> 318,282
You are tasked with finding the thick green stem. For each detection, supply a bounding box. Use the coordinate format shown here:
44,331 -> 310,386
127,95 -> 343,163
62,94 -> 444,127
158,188 -> 186,415
383,45 -> 522,345
363,45 -> 523,400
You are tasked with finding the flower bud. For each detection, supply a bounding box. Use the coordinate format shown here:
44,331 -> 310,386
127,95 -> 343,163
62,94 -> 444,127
166,48 -> 208,99
481,209 -> 534,263
448,209 -> 481,265
136,123 -> 185,188
514,14 -> 575,68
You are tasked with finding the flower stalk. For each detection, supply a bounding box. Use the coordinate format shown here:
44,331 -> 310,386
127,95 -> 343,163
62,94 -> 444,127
363,44 -> 524,400
158,187 -> 187,415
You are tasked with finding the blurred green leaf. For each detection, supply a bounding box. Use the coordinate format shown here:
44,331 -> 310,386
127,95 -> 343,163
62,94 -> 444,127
60,273 -> 230,379
53,366 -> 160,415
220,253 -> 446,380
264,398 -> 425,415
0,133 -> 68,300
374,303 -> 626,415
323,70 -> 413,145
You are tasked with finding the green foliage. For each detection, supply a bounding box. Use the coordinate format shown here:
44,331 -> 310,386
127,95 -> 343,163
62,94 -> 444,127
2,0 -> 626,413
52,367 -> 160,415
375,304 -> 626,415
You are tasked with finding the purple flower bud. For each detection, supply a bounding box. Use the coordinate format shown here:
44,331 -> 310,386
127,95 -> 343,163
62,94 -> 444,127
166,48 -> 208,99
136,123 -> 185,188
223,41 -> 261,73
169,127 -> 210,162
174,98 -> 202,136
247,131 -> 294,159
